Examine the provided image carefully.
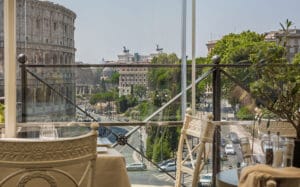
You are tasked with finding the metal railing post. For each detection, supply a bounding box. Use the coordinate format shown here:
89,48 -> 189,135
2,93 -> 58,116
212,55 -> 221,187
18,54 -> 27,122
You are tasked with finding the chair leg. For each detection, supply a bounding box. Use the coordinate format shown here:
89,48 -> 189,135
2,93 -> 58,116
191,143 -> 205,187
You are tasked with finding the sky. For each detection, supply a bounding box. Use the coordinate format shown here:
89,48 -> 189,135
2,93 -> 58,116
50,0 -> 300,63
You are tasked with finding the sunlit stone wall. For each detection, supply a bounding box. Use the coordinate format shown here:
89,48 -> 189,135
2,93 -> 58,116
0,0 -> 77,122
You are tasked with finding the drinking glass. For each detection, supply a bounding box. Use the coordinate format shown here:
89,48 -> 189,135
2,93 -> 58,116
240,137 -> 253,165
39,123 -> 58,140
272,132 -> 283,168
261,132 -> 273,166
283,138 -> 294,167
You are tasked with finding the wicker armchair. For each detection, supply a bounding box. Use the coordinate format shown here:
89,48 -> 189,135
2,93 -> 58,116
175,109 -> 216,187
0,123 -> 98,187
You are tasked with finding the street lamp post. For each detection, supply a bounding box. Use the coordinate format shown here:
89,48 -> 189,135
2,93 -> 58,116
160,130 -> 163,161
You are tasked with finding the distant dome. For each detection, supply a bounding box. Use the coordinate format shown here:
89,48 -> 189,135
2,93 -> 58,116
103,67 -> 114,76
103,67 -> 113,73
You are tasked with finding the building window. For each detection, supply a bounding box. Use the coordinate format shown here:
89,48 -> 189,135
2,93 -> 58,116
54,22 -> 57,30
36,19 -> 40,29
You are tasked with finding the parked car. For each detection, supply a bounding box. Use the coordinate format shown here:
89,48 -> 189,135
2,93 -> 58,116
228,132 -> 240,144
158,158 -> 175,167
224,144 -> 236,155
126,163 -> 147,171
158,162 -> 176,172
199,173 -> 212,186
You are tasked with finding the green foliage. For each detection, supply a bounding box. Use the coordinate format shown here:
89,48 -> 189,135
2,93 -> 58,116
148,53 -> 180,91
117,95 -> 138,113
89,90 -> 118,105
279,19 -> 294,49
117,96 -> 129,113
236,106 -> 254,120
133,85 -> 147,100
165,127 -> 179,154
250,59 -> 300,136
137,101 -> 154,119
151,137 -> 171,162
293,53 -> 300,64
205,31 -> 271,99
0,103 -> 4,123
186,57 -> 209,98
109,71 -> 120,84
205,27 -> 300,137
146,136 -> 154,159
145,53 -> 183,161
249,20 -> 300,137
152,138 -> 161,162
208,31 -> 265,64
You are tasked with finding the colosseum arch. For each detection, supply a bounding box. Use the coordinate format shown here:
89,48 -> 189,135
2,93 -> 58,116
38,53 -> 43,64
60,54 -> 63,64
53,54 -> 58,64
64,53 -> 68,64
33,55 -> 37,64
68,54 -> 72,64
60,87 -> 66,103
44,53 -> 51,64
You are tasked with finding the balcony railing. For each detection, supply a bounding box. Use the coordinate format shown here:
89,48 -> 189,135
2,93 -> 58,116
0,60 -> 298,186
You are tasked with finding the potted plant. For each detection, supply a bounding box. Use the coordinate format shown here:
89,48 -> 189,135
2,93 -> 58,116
249,20 -> 300,166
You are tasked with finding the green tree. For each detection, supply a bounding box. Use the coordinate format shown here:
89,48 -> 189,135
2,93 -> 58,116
250,54 -> 300,137
0,103 -> 4,123
293,53 -> 300,64
236,106 -> 254,120
148,53 -> 180,91
279,19 -> 293,49
117,95 -> 128,113
146,136 -> 154,159
248,20 -> 300,138
109,71 -> 120,84
207,30 -> 285,107
89,90 -> 118,105
145,53 -> 183,162
133,85 -> 147,100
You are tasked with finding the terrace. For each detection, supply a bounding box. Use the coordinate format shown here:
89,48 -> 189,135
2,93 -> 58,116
1,0 -> 300,187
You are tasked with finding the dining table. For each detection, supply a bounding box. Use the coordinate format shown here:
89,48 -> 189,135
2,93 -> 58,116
93,148 -> 131,187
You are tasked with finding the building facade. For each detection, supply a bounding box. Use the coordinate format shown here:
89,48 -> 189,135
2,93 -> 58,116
0,0 -> 76,121
117,47 -> 152,97
265,29 -> 300,61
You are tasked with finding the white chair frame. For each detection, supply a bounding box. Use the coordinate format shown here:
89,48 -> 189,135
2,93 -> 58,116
175,111 -> 216,187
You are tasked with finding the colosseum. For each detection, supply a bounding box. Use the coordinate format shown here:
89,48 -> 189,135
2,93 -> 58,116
0,0 -> 76,121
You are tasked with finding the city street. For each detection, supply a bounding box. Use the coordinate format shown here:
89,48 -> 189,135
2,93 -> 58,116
78,105 -> 264,186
